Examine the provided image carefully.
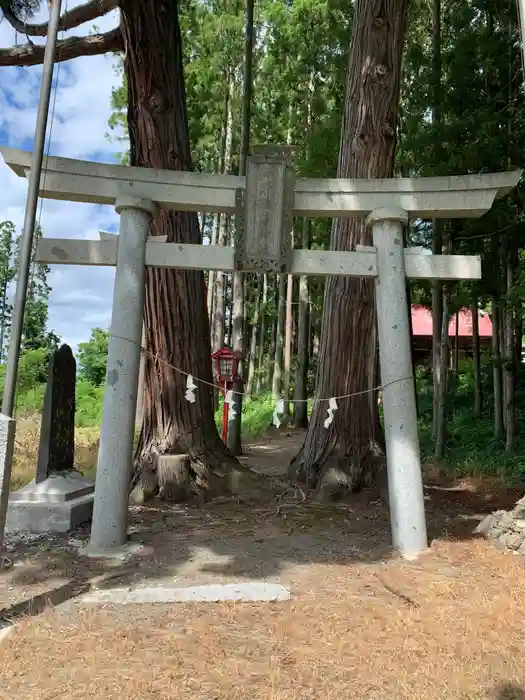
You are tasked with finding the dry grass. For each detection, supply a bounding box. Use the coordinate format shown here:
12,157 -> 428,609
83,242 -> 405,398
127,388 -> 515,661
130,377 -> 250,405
4,431 -> 525,699
11,416 -> 99,490
1,539 -> 525,699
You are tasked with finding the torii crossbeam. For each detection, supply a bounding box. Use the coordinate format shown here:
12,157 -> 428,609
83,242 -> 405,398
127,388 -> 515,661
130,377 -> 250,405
0,144 -> 521,560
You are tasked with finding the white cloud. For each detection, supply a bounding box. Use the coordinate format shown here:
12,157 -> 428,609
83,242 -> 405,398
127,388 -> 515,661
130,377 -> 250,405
0,1 -> 124,353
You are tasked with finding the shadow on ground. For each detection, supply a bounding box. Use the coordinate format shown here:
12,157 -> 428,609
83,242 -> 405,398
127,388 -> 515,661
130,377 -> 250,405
1,432 -> 523,626
493,684 -> 525,699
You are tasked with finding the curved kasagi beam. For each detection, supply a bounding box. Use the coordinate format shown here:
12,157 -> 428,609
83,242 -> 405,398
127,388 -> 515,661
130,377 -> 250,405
1,147 -> 522,220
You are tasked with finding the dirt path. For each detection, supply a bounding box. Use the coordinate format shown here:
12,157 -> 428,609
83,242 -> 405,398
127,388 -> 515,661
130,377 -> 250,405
1,432 -> 525,699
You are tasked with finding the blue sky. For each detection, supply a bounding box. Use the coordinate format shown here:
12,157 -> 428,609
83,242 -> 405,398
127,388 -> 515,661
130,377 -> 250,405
0,2 -> 123,352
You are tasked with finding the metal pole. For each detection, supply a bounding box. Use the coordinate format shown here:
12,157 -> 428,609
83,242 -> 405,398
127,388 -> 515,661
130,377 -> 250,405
0,0 -> 62,567
367,208 -> 428,559
221,382 -> 228,442
2,0 -> 63,416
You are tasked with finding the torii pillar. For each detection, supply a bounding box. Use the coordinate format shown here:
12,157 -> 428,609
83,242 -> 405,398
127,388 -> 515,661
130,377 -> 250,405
0,145 -> 521,561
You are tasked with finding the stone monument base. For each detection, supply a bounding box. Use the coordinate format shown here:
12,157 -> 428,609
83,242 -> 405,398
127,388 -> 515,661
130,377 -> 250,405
6,470 -> 94,534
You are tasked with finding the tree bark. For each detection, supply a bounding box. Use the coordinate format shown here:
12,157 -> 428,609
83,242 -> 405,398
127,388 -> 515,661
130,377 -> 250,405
3,0 -> 118,36
431,0 -> 443,438
293,218 -> 311,429
471,296 -> 482,416
266,275 -> 278,389
226,0 -> 254,455
504,251 -> 515,453
453,309 -> 460,378
291,0 -> 409,497
211,73 -> 234,353
434,284 -> 449,460
514,312 -> 523,377
256,274 -> 268,393
207,215 -> 219,318
272,274 -> 286,400
121,0 -> 242,499
246,276 -> 262,395
282,272 -> 294,422
0,27 -> 122,66
492,296 -> 503,440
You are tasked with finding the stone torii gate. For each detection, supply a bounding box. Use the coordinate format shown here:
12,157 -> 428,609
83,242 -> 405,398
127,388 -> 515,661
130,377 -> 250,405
0,145 -> 521,559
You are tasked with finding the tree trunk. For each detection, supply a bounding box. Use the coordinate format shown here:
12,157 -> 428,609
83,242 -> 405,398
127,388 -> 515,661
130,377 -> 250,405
246,276 -> 262,395
514,312 -> 522,376
226,0 -> 254,456
434,285 -> 449,460
504,253 -> 515,453
282,272 -> 294,422
454,309 -> 460,378
471,296 -> 482,416
122,0 -> 248,499
293,219 -> 311,429
431,0 -> 443,439
136,323 -> 146,426
207,214 -> 220,317
291,0 -> 409,497
256,274 -> 268,393
211,73 -> 234,353
492,296 -> 503,440
207,88 -> 231,320
272,274 -> 286,400
266,275 -> 278,389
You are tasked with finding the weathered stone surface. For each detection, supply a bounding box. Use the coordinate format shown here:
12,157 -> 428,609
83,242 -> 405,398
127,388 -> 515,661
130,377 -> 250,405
157,454 -> 192,501
474,514 -> 495,536
36,344 -> 76,483
498,512 -> 515,530
473,498 -> 525,555
82,582 -> 292,605
498,531 -> 524,550
6,472 -> 94,534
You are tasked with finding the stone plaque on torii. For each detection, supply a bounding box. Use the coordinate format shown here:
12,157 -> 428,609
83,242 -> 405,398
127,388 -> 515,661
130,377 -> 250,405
0,144 -> 521,560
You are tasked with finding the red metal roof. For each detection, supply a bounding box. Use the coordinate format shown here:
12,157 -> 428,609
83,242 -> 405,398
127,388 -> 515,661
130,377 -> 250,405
411,305 -> 493,337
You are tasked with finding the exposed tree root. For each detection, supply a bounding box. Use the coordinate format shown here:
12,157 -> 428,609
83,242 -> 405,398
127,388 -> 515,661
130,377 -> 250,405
130,445 -> 280,506
290,441 -> 387,503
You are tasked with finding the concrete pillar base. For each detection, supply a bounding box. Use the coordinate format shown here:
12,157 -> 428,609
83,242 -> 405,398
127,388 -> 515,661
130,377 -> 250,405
6,471 -> 94,534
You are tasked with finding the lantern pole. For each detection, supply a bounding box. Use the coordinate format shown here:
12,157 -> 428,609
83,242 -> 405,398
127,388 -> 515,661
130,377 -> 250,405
222,381 -> 229,442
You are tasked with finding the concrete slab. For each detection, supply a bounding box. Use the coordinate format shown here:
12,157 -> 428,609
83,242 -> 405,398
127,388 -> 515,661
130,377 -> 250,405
82,582 -> 291,604
6,471 -> 94,534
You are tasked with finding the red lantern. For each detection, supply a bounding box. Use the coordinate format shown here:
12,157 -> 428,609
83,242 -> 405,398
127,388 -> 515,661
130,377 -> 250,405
211,347 -> 242,441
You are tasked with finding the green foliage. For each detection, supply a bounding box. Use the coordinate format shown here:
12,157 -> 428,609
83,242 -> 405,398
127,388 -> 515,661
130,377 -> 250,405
418,357 -> 525,483
75,381 -> 105,428
215,392 -> 276,440
0,222 -> 59,357
0,347 -> 52,396
0,220 -> 15,363
77,328 -> 109,386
